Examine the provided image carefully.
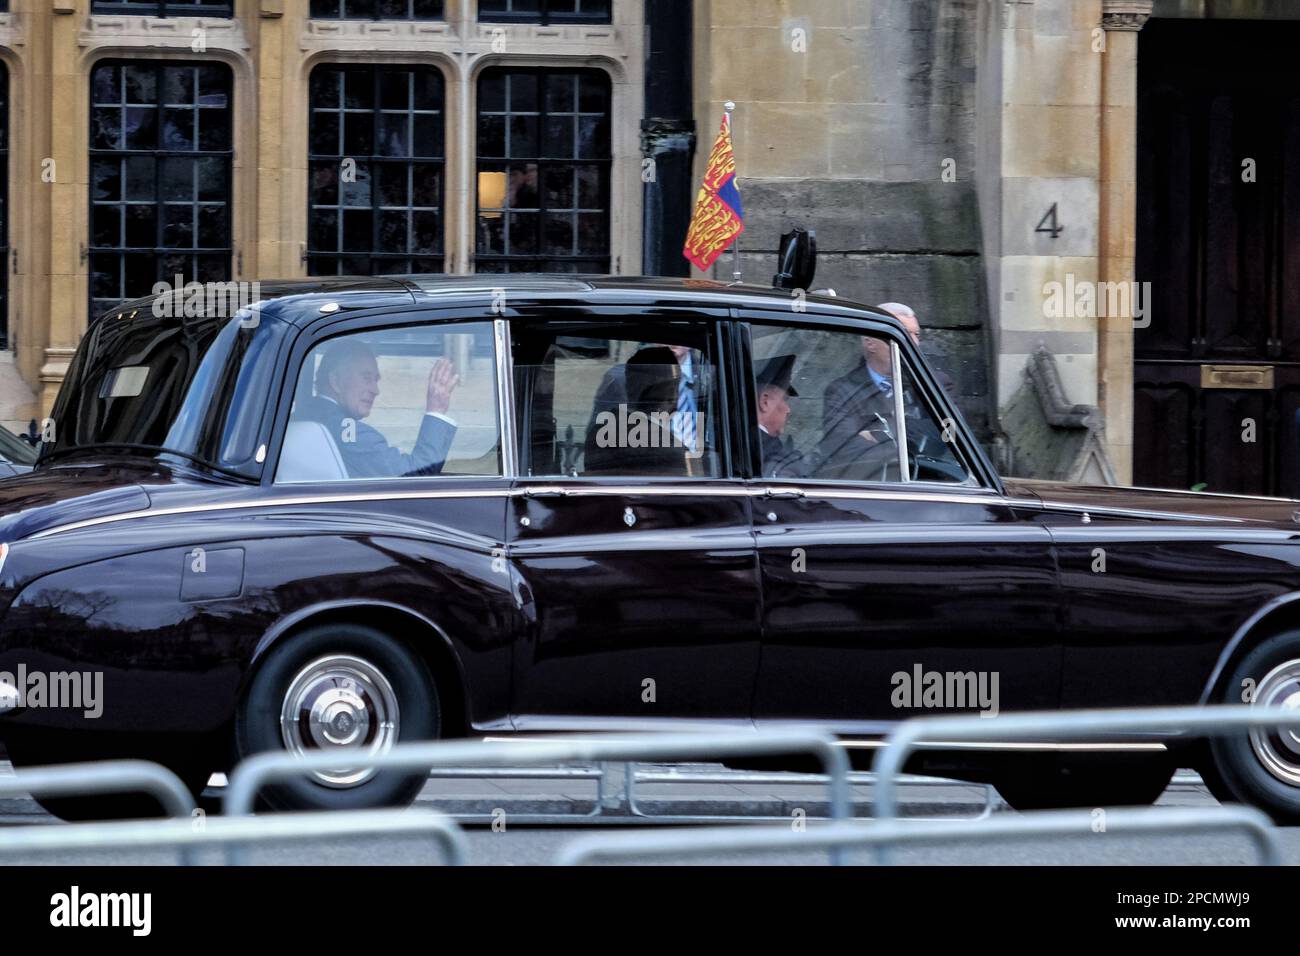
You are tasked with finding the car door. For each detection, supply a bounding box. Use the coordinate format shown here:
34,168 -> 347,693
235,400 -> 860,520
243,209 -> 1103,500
271,313 -> 517,729
740,311 -> 1063,731
505,309 -> 761,730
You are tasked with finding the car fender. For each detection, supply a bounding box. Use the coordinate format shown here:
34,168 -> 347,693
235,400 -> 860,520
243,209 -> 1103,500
1199,590 -> 1300,704
245,596 -> 473,706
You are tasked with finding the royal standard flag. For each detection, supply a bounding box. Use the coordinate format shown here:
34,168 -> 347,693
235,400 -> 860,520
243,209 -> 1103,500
683,113 -> 745,271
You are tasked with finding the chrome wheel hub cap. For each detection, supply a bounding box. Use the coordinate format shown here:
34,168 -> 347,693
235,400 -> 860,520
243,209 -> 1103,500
279,654 -> 400,788
1249,659 -> 1300,787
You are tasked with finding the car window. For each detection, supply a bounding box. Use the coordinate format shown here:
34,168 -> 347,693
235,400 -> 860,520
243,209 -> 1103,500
0,425 -> 37,466
41,309 -> 288,477
276,321 -> 500,483
748,323 -> 972,485
512,319 -> 723,479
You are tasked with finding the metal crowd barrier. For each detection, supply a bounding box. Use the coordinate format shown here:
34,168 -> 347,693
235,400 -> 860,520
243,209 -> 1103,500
871,705 -> 1300,863
0,808 -> 467,865
0,760 -> 196,820
0,713 -> 1272,867
555,805 -> 1281,866
413,763 -> 1003,824
224,731 -> 853,863
0,759 -> 201,863
874,705 -> 1300,821
224,731 -> 852,818
624,765 -> 1003,822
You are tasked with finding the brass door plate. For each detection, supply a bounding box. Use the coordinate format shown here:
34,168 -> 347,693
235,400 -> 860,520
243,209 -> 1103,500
1200,365 -> 1274,389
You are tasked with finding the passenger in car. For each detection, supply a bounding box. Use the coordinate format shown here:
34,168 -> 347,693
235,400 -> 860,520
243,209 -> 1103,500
584,343 -> 702,476
294,339 -> 459,479
817,333 -> 899,472
876,302 -> 954,394
755,354 -> 819,479
623,346 -> 690,476
815,316 -> 950,481
586,346 -> 691,476
583,354 -> 633,475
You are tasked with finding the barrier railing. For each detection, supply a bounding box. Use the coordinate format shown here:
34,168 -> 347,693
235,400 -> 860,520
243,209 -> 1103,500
224,730 -> 853,863
624,765 -> 1003,822
412,763 -> 1002,823
225,731 -> 851,818
0,760 -> 199,864
0,807 -> 467,865
871,704 -> 1300,864
873,705 -> 1300,823
2,710 -> 1286,867
554,805 -> 1281,866
0,760 -> 196,820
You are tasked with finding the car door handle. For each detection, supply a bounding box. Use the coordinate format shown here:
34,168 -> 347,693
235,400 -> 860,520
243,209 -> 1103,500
523,486 -> 569,498
764,486 -> 805,499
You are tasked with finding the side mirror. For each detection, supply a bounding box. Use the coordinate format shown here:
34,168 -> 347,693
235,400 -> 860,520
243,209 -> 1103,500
772,227 -> 817,291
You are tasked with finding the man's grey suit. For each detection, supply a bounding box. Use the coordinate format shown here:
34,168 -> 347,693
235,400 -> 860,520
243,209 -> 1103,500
295,394 -> 457,479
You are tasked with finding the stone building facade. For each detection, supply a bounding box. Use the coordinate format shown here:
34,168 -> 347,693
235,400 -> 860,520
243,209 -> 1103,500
0,0 -> 1297,494
695,0 -> 1300,492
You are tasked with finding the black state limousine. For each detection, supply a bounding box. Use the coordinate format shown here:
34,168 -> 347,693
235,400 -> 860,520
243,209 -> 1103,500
0,273 -> 1298,822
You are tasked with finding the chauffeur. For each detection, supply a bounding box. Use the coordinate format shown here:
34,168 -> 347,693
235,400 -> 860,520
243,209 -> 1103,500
756,354 -> 818,479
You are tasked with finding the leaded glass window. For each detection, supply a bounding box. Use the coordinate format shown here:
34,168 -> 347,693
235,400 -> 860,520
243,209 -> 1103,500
308,65 -> 446,276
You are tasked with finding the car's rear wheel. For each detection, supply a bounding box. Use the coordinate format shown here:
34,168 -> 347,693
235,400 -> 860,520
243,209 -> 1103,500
235,623 -> 439,812
1208,630 -> 1300,824
995,756 -> 1175,811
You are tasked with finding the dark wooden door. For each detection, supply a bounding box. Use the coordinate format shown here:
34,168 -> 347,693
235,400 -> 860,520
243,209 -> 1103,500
1135,19 -> 1300,496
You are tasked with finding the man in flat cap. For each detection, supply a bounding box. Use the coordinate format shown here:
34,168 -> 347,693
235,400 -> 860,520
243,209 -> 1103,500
755,354 -> 818,478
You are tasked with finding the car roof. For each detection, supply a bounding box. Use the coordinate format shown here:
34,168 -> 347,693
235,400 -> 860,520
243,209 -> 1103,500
399,274 -> 895,318
102,274 -> 908,337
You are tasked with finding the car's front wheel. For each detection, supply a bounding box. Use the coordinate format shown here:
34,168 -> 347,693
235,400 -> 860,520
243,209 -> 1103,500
1208,630 -> 1300,824
235,623 -> 440,812
4,730 -> 215,821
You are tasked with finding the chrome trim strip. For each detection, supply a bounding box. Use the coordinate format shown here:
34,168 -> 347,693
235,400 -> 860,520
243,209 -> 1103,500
35,479 -> 1242,540
836,740 -> 1168,752
482,735 -> 1166,753
1127,483 -> 1298,504
494,318 -> 518,479
891,340 -> 909,481
27,482 -> 1041,539
512,484 -> 1008,507
1035,500 -> 1241,523
788,486 -> 1005,507
548,484 -> 747,496
29,487 -> 517,539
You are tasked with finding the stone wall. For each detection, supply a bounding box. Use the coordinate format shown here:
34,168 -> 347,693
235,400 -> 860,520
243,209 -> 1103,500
693,0 -> 993,439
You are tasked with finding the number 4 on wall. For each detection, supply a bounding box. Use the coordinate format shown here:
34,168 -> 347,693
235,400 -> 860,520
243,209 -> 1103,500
1036,203 -> 1064,239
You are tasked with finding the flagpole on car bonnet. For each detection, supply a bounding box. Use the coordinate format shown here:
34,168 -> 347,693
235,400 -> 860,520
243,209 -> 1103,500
725,101 -> 742,284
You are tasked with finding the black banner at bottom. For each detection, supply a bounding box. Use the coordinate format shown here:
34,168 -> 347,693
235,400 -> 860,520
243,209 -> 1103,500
0,865 -> 1278,939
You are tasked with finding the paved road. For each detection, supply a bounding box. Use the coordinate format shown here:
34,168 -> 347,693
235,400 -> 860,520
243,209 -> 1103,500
0,762 -> 1292,865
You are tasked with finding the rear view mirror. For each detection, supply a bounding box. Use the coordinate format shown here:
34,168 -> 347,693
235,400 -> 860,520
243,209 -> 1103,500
772,227 -> 817,291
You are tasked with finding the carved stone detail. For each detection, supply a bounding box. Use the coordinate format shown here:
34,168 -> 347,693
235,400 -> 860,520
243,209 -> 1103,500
1101,0 -> 1154,32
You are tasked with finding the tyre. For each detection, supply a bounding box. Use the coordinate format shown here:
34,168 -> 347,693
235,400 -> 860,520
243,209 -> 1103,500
996,755 -> 1175,811
5,730 -> 214,822
235,623 -> 439,812
1208,630 -> 1300,824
